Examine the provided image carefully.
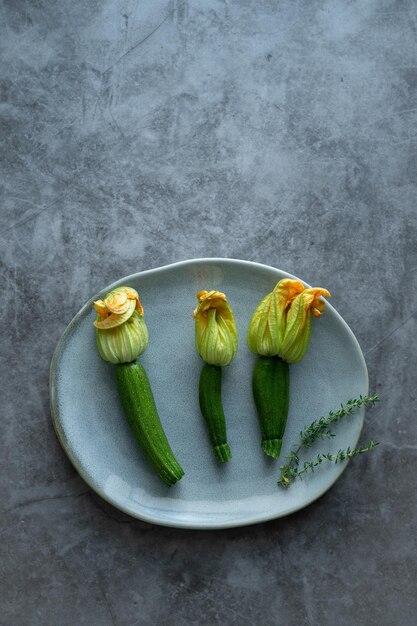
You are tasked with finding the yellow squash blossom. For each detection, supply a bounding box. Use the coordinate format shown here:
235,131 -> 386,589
93,286 -> 148,363
193,290 -> 238,367
247,279 -> 330,363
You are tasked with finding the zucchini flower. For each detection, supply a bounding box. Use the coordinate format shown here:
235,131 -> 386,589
193,289 -> 238,462
248,278 -> 330,458
92,285 -> 184,485
93,286 -> 148,363
247,279 -> 330,363
193,290 -> 238,367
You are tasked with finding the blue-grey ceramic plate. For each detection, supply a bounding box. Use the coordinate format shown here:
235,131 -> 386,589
50,259 -> 368,529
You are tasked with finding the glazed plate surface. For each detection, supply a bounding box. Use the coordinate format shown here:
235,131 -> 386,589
50,259 -> 368,528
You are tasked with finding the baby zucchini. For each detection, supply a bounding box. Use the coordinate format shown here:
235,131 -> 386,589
116,362 -> 184,485
94,286 -> 184,486
248,278 -> 330,458
193,290 -> 238,461
199,364 -> 231,462
252,356 -> 289,458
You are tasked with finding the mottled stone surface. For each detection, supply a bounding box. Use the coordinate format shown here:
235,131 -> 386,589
1,0 -> 416,624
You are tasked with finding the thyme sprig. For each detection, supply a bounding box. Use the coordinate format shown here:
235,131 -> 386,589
278,395 -> 380,488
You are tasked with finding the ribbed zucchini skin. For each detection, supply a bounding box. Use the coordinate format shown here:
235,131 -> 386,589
252,356 -> 289,458
115,361 -> 184,485
198,363 -> 231,462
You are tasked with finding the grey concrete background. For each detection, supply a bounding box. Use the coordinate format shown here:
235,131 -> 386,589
1,0 -> 416,624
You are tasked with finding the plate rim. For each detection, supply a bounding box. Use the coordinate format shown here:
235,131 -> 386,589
50,258 -> 369,529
